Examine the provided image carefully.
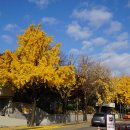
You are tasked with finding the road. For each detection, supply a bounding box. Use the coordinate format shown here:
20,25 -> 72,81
56,125 -> 106,130
55,121 -> 130,130
55,123 -> 106,130
57,125 -> 130,130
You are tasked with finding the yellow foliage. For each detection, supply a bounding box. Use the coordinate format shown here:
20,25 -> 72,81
113,75 -> 130,105
95,79 -> 114,105
0,24 -> 76,95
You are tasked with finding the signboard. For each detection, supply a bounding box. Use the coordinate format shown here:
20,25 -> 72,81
96,103 -> 115,108
106,114 -> 115,130
103,103 -> 115,108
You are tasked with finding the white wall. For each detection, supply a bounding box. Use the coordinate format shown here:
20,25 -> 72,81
0,114 -> 93,127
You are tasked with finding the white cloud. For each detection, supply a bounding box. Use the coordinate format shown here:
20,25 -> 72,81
116,32 -> 129,41
104,40 -> 129,52
4,24 -> 19,32
81,41 -> 94,54
69,48 -> 79,55
81,37 -> 107,50
99,52 -> 130,75
66,22 -> 91,40
106,21 -> 122,34
1,35 -> 13,44
41,17 -> 59,25
82,41 -> 92,49
73,8 -> 112,27
103,32 -> 129,53
127,0 -> 130,7
28,0 -> 53,8
92,37 -> 107,45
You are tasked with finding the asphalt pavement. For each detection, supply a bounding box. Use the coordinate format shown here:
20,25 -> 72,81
54,120 -> 130,130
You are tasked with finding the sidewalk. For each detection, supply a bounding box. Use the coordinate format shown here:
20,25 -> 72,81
0,121 -> 91,130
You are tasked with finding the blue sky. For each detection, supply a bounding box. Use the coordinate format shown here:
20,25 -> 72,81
0,0 -> 130,75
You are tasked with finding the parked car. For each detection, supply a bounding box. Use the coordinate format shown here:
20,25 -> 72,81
91,112 -> 106,126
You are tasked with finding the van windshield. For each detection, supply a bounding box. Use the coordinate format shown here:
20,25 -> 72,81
94,113 -> 105,116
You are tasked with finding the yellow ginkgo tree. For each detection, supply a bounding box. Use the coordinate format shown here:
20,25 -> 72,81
0,50 -> 15,90
113,75 -> 130,105
0,24 -> 76,126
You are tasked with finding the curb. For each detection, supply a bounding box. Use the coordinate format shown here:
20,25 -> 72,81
61,121 -> 91,127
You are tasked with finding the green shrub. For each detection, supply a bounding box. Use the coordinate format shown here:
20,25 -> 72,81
67,103 -> 76,110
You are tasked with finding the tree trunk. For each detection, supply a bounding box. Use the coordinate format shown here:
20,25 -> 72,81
76,97 -> 79,123
62,97 -> 67,123
83,91 -> 87,121
30,98 -> 36,126
98,104 -> 102,112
